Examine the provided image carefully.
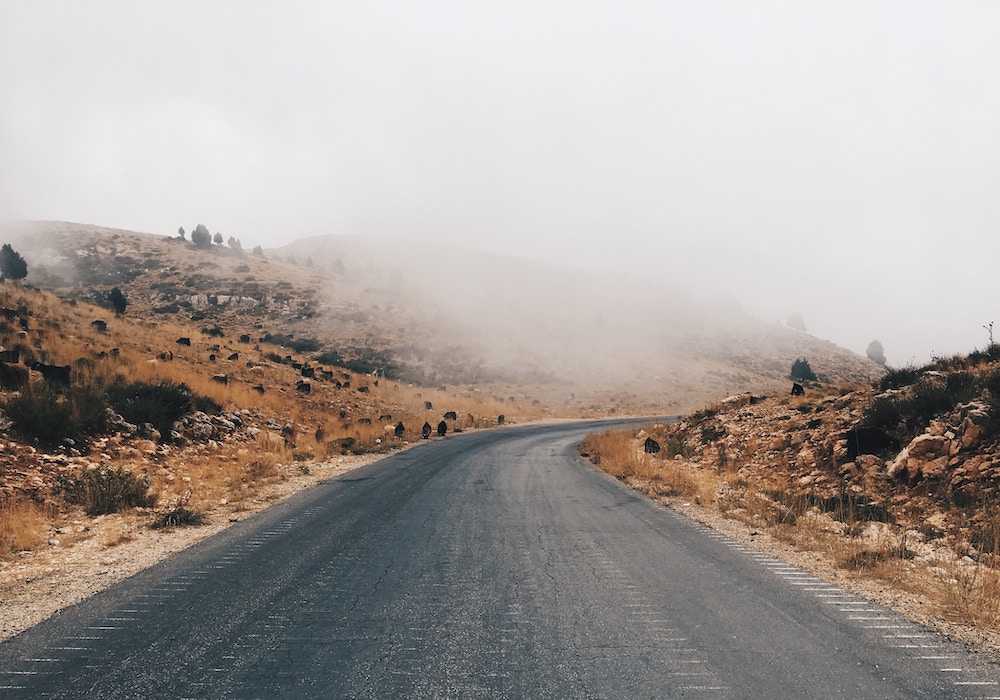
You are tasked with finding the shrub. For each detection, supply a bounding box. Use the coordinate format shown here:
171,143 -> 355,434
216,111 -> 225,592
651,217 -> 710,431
863,395 -> 902,431
58,467 -> 156,515
5,383 -> 109,447
108,287 -> 127,315
879,365 -> 924,391
106,379 -> 193,439
314,349 -> 344,366
0,497 -> 47,557
190,224 -> 212,248
260,333 -> 320,353
151,506 -> 206,529
0,243 -> 28,281
790,358 -> 817,382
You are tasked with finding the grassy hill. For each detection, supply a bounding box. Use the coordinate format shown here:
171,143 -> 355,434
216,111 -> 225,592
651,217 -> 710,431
3,221 -> 882,415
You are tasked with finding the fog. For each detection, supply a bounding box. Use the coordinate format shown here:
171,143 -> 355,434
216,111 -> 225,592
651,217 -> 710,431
2,1 -> 999,367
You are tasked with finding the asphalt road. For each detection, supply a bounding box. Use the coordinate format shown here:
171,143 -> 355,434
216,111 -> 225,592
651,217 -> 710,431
2,420 -> 1000,699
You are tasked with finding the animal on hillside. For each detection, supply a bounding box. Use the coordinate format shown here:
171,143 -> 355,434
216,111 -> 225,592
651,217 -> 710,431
358,386 -> 370,393
791,383 -> 805,396
421,422 -> 432,439
31,362 -> 71,385
424,401 -> 433,410
437,421 -> 447,436
443,411 -> 457,421
91,319 -> 107,333
394,421 -> 405,438
227,352 -> 239,361
211,374 -> 229,385
0,361 -> 28,390
238,334 -> 251,344
301,366 -> 315,378
314,423 -> 326,444
296,380 -> 311,394
176,337 -> 191,346
644,437 -> 661,454
252,384 -> 265,394
281,422 -> 296,447
497,414 -> 505,425
379,414 -> 393,422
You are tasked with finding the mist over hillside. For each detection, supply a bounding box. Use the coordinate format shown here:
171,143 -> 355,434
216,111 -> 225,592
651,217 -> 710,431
2,221 -> 880,413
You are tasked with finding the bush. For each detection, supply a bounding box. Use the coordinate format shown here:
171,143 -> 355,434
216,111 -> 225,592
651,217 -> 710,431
190,224 -> 212,248
151,506 -> 206,529
790,358 -> 817,382
863,395 -> 902,431
0,243 -> 28,281
5,383 -> 109,447
106,379 -> 193,440
58,467 -> 156,515
879,365 -> 924,391
260,333 -> 320,353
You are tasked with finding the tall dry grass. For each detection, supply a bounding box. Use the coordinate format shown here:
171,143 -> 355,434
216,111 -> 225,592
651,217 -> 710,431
581,423 -> 1000,635
580,429 -> 718,505
0,497 -> 49,559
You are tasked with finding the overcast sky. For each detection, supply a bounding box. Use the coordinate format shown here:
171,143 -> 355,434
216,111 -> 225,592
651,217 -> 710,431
2,1 -> 999,366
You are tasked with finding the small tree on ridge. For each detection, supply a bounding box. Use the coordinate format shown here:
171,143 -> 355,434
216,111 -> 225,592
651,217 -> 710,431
0,243 -> 28,281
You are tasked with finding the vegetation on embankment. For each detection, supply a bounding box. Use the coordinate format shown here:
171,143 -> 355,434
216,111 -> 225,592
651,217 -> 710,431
0,280 -> 533,560
582,347 -> 1000,642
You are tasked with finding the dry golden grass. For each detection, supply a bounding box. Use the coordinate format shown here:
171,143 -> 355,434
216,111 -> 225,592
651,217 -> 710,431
0,280 -> 535,563
0,498 -> 49,559
582,424 -> 1000,638
581,429 -> 718,505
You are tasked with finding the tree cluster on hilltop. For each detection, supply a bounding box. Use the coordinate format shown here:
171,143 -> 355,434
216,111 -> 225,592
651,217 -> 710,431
184,224 -> 244,254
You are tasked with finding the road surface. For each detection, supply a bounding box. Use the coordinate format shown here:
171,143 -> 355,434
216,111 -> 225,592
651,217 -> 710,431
2,420 -> 999,698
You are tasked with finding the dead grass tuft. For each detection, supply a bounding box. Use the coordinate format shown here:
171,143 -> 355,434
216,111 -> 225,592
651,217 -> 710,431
0,497 -> 49,558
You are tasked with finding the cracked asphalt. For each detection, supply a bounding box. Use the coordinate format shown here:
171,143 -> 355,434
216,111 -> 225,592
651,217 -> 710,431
2,419 -> 1000,698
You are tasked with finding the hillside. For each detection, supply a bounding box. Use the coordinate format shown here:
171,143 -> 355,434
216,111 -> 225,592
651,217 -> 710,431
0,259 -> 538,637
2,221 -> 881,414
582,349 -> 1000,655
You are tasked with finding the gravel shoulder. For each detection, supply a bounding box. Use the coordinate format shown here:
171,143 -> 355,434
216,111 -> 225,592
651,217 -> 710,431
666,496 -> 1000,663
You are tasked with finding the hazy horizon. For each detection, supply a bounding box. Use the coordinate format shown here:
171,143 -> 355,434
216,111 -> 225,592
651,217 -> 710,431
3,2 -> 999,366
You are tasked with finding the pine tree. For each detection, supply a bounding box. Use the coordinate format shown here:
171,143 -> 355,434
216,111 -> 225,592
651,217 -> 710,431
0,243 -> 28,281
108,287 -> 127,315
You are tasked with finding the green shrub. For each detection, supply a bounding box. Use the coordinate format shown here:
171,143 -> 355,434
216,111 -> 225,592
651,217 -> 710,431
151,507 -> 206,529
5,383 -> 109,447
106,380 -> 192,439
879,365 -> 924,391
790,358 -> 817,382
946,371 -> 978,404
863,394 -> 901,431
58,467 -> 155,515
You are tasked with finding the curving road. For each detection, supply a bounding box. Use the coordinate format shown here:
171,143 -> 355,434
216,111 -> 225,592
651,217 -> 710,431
2,420 -> 1000,698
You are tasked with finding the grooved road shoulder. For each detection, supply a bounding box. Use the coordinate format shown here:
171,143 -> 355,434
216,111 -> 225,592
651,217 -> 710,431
1,420 -> 999,698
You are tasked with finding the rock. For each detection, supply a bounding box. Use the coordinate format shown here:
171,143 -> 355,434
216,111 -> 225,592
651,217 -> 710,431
962,423 -> 985,449
907,434 -> 948,459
